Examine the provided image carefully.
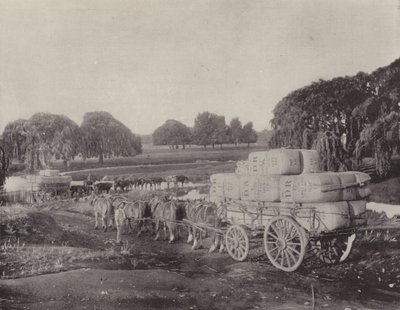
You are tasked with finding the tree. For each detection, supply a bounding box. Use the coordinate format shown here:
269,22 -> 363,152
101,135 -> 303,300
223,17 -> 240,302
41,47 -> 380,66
152,120 -> 192,149
230,117 -> 243,147
2,119 -> 28,161
80,111 -> 141,163
24,113 -> 81,169
242,122 -> 258,147
269,57 -> 400,175
193,112 -> 228,148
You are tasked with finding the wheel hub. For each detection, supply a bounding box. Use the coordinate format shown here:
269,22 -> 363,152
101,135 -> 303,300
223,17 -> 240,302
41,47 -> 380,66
277,238 -> 287,250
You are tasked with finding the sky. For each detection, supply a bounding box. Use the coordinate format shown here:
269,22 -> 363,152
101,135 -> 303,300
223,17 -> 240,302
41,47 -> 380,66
0,0 -> 400,135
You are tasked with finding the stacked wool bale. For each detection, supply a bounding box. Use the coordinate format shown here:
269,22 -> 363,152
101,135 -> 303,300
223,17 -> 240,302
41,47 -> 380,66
210,149 -> 321,202
209,149 -> 370,231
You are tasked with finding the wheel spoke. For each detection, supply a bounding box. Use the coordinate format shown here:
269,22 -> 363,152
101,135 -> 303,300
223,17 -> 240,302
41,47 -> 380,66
266,231 -> 279,240
285,225 -> 294,240
284,250 -> 292,267
268,245 -> 279,253
286,245 -> 301,256
270,223 -> 282,239
286,247 -> 297,265
287,241 -> 301,246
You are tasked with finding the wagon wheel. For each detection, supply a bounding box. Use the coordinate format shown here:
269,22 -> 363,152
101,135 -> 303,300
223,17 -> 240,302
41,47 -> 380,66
35,190 -> 45,202
310,233 -> 356,264
225,225 -> 250,262
264,216 -> 307,272
61,191 -> 70,200
45,189 -> 57,201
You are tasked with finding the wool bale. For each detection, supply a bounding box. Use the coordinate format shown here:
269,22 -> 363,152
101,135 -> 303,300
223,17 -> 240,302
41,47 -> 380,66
235,160 -> 250,175
348,200 -> 367,217
248,152 -> 268,175
299,150 -> 321,173
280,173 -> 342,203
209,174 -> 226,202
265,149 -> 302,175
39,169 -> 60,177
337,172 -> 358,201
240,175 -> 258,201
224,173 -> 241,200
338,171 -> 371,199
256,175 -> 280,202
301,201 -> 351,232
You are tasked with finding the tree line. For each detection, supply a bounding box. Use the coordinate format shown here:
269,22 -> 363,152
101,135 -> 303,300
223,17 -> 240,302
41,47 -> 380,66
1,111 -> 142,171
152,112 -> 258,149
269,57 -> 400,177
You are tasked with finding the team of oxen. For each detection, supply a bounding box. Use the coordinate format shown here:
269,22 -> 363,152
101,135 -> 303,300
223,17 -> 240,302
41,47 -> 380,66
113,175 -> 190,192
90,190 -> 225,253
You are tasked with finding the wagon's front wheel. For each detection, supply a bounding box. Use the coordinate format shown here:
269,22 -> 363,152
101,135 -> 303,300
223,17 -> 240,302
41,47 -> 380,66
264,216 -> 307,272
225,225 -> 249,262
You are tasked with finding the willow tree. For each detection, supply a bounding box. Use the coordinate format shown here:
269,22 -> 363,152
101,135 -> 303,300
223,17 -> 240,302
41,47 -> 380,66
80,111 -> 142,163
269,73 -> 370,150
354,112 -> 400,177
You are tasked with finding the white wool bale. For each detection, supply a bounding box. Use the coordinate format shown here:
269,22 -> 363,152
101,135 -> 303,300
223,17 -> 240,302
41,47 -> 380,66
338,171 -> 371,199
266,149 -> 302,175
348,200 -> 367,217
248,152 -> 268,175
300,201 -> 351,232
224,173 -> 241,200
280,173 -> 342,203
39,169 -> 60,177
299,150 -> 321,173
256,175 -> 281,202
210,174 -> 225,200
337,172 -> 357,201
240,175 -> 258,201
235,160 -> 250,175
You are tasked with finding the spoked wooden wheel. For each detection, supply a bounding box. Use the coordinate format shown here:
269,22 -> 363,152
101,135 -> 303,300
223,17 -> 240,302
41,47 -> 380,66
225,225 -> 250,262
310,233 -> 356,264
264,216 -> 307,272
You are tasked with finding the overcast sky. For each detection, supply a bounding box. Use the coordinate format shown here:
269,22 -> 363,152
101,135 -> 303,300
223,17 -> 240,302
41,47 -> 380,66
1,0 -> 400,135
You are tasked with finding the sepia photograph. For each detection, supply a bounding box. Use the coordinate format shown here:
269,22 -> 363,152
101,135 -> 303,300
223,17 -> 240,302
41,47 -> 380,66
1,0 -> 400,309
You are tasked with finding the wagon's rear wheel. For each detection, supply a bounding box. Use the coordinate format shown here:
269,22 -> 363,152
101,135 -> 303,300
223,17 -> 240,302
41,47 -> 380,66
310,233 -> 355,264
225,225 -> 250,262
264,216 -> 307,272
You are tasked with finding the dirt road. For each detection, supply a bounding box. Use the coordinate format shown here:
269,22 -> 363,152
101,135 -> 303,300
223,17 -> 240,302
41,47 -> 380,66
1,202 -> 400,309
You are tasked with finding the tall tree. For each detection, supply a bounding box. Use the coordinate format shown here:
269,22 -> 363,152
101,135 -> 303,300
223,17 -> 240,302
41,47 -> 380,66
152,120 -> 192,149
242,122 -> 258,147
80,111 -> 141,163
193,112 -> 228,148
230,117 -> 243,147
2,119 -> 28,161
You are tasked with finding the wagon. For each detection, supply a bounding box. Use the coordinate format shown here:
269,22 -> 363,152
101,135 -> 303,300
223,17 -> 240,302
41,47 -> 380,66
25,173 -> 72,202
191,199 -> 366,272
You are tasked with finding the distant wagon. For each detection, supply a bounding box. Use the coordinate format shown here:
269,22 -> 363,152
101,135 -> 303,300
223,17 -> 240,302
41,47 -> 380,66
70,180 -> 94,198
93,180 -> 115,194
25,170 -> 72,202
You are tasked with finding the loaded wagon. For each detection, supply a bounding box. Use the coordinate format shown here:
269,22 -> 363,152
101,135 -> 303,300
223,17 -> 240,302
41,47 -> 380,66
25,170 -> 72,202
201,149 -> 371,272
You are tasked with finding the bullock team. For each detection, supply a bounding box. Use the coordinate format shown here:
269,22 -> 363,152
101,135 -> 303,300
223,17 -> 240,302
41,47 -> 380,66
89,191 -> 225,252
112,175 -> 189,192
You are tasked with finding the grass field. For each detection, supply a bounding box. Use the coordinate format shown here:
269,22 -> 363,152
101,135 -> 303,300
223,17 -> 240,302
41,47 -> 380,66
49,144 -> 265,182
51,144 -> 266,172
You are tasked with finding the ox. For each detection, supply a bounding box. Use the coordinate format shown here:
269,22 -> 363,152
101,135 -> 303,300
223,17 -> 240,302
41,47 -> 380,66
148,195 -> 186,243
113,196 -> 150,244
185,200 -> 225,252
90,194 -> 115,232
165,175 -> 189,189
